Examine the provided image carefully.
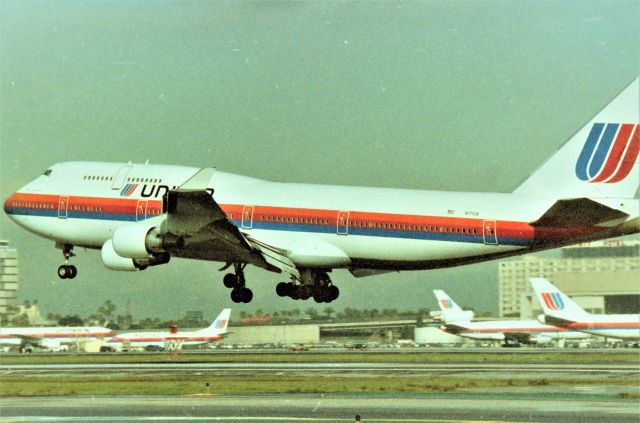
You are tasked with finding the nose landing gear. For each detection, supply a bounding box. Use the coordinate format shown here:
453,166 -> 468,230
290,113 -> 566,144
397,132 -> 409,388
222,263 -> 253,303
57,244 -> 77,279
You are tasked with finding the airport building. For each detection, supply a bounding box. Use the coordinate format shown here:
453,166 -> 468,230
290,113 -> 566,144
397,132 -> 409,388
0,240 -> 19,316
498,239 -> 640,318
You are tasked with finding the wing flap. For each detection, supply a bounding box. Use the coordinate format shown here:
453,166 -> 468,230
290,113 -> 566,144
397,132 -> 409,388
161,172 -> 294,275
245,235 -> 300,278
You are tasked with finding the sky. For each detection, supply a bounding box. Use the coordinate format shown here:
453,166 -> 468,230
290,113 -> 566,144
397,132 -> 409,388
0,1 -> 638,322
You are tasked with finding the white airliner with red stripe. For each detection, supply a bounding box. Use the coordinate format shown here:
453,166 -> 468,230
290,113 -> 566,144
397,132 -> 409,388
531,278 -> 640,340
107,308 -> 230,351
432,290 -> 590,345
4,78 -> 640,304
0,326 -> 116,353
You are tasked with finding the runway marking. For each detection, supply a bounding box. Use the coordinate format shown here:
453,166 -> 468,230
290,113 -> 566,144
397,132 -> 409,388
0,417 -> 527,422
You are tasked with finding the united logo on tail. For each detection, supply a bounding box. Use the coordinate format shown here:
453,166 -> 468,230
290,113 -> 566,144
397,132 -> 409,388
541,292 -> 565,311
575,123 -> 640,183
214,319 -> 228,329
441,299 -> 453,310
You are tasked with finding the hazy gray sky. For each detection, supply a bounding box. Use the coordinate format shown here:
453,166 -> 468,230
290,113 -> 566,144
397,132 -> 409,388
1,1 -> 638,321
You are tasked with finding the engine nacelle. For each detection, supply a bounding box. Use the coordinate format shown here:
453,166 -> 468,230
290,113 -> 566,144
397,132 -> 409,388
102,240 -> 144,271
534,335 -> 552,345
112,224 -> 183,259
42,339 -> 61,351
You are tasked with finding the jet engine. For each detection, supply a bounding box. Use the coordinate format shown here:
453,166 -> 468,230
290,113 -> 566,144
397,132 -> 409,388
111,224 -> 183,259
101,240 -> 171,272
534,335 -> 552,345
42,339 -> 61,351
102,240 -> 145,271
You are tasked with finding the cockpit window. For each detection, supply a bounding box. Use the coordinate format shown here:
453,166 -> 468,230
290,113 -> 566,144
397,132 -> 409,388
44,169 -> 52,176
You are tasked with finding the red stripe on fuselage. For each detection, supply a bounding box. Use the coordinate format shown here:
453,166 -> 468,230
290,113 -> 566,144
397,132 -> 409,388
4,193 -> 608,243
110,336 -> 222,343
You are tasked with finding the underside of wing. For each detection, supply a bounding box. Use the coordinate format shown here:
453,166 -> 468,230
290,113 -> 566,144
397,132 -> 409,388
160,169 -> 295,276
503,332 -> 532,344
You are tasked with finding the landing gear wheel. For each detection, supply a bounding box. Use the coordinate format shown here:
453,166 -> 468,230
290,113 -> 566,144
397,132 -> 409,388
223,273 -> 237,288
276,282 -> 289,297
57,265 -> 68,279
57,244 -> 77,279
231,288 -> 243,303
328,285 -> 339,301
299,285 -> 312,300
67,265 -> 77,279
240,288 -> 253,304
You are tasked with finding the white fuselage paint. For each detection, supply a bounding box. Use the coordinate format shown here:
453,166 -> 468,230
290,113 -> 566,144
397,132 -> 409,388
4,161 -> 637,271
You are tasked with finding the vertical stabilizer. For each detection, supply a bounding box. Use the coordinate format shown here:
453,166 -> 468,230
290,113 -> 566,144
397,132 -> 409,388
530,278 -> 590,322
197,308 -> 231,336
514,78 -> 639,198
434,290 -> 463,312
432,290 -> 475,322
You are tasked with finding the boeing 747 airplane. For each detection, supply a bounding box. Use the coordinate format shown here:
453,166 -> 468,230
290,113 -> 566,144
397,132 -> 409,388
4,79 -> 639,303
531,278 -> 640,340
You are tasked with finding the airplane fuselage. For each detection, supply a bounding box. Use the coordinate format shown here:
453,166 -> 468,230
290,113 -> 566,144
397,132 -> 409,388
4,161 -> 631,273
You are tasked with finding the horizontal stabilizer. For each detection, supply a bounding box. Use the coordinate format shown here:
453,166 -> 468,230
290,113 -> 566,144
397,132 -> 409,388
442,323 -> 469,334
540,314 -> 576,327
530,198 -> 628,228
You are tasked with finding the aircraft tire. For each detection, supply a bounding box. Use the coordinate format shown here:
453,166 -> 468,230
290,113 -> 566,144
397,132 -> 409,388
276,282 -> 289,297
57,265 -> 69,279
329,285 -> 339,301
223,273 -> 237,289
241,288 -> 253,303
230,288 -> 243,303
289,285 -> 301,300
68,265 -> 77,279
299,286 -> 312,300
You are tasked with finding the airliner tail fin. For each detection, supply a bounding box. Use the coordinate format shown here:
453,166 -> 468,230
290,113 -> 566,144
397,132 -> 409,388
514,78 -> 639,199
530,278 -> 590,322
431,290 -> 474,323
198,308 -> 231,336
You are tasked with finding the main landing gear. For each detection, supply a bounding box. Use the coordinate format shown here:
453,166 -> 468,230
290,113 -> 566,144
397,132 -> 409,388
222,263 -> 253,303
57,244 -> 77,279
276,270 -> 339,303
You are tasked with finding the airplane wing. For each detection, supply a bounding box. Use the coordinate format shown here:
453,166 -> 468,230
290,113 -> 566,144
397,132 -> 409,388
441,323 -> 467,335
502,332 -> 533,344
161,168 -> 298,277
14,334 -> 44,342
530,198 -> 629,228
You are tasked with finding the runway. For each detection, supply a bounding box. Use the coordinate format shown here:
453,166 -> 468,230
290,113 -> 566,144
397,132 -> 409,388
2,361 -> 638,378
1,392 -> 639,422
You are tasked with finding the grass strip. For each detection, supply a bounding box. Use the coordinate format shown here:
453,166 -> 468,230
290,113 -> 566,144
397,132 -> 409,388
1,374 -> 638,397
1,351 -> 639,365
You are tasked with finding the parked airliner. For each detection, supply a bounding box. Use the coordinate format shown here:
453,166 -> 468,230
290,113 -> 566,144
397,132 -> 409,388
530,278 -> 640,340
0,326 -> 115,353
4,78 -> 639,303
107,308 -> 231,351
432,290 -> 590,346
